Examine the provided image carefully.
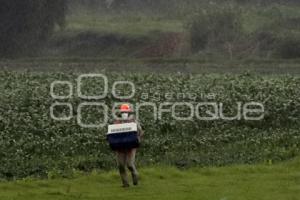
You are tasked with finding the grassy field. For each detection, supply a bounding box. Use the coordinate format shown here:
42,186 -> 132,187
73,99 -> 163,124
0,157 -> 299,200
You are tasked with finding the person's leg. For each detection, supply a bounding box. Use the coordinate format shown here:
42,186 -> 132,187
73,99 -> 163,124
126,148 -> 139,185
116,151 -> 129,187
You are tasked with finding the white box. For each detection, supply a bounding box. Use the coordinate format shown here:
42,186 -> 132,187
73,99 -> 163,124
107,122 -> 138,135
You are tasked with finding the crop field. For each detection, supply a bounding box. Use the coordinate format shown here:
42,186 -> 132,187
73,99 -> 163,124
0,70 -> 299,180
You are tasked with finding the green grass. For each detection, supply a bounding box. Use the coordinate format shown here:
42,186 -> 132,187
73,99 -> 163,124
1,158 -> 300,200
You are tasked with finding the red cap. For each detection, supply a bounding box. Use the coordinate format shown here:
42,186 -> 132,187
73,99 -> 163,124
120,104 -> 132,113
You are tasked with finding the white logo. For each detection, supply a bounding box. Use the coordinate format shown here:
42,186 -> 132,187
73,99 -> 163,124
50,74 -> 265,128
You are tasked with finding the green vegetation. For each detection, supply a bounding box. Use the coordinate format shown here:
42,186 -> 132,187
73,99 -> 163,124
1,71 -> 299,179
1,157 -> 300,200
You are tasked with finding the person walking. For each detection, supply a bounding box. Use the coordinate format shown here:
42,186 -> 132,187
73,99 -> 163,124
113,104 -> 143,187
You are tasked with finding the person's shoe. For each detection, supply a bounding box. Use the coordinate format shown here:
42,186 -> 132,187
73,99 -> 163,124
132,174 -> 138,186
122,183 -> 130,188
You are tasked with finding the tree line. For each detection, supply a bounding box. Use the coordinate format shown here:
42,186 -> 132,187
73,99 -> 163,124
0,0 -> 299,57
0,0 -> 66,57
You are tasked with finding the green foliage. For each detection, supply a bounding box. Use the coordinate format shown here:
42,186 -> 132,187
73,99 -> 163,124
0,71 -> 299,179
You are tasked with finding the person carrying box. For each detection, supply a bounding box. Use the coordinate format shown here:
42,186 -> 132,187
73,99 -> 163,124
108,103 -> 144,187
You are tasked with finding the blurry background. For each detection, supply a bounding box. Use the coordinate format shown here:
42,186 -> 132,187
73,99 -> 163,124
0,0 -> 300,73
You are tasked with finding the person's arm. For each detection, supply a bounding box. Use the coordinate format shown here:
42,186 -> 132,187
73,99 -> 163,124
136,122 -> 144,142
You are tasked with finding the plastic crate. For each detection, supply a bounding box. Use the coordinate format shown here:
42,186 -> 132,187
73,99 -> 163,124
107,122 -> 140,150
